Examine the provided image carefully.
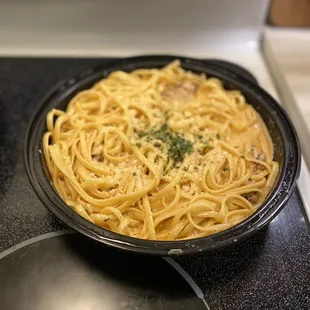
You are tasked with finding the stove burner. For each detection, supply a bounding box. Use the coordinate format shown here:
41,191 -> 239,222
0,232 -> 208,310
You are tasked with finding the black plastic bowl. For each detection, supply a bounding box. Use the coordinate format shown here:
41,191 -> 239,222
24,56 -> 301,256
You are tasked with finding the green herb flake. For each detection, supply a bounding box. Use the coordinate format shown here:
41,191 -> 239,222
141,121 -> 193,165
240,155 -> 246,159
223,168 -> 229,172
168,134 -> 193,165
136,142 -> 142,148
216,133 -> 220,139
194,166 -> 199,171
164,168 -> 171,175
138,131 -> 147,138
133,172 -> 137,176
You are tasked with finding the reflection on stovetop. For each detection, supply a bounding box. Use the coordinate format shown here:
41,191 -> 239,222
0,233 -> 207,310
0,58 -> 310,310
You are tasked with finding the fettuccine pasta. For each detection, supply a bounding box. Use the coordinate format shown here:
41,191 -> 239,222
43,60 -> 279,240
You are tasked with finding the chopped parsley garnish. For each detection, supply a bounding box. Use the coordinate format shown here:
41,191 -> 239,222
138,131 -> 147,138
168,134 -> 193,164
133,172 -> 137,176
194,166 -> 199,171
136,142 -> 141,148
223,167 -> 229,172
196,134 -> 203,140
240,155 -> 245,159
138,121 -> 193,165
216,133 -> 220,139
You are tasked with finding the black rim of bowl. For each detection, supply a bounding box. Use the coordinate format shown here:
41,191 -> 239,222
24,55 -> 301,256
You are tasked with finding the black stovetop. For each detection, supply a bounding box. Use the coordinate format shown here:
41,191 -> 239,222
0,58 -> 310,310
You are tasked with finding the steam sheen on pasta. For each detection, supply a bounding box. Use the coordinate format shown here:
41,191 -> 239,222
43,60 -> 279,240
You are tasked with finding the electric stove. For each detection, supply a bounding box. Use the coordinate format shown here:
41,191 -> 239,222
0,58 -> 310,310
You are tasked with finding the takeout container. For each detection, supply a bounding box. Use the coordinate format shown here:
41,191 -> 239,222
24,56 -> 301,255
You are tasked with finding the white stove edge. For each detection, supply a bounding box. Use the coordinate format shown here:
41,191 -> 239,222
263,36 -> 310,221
298,161 -> 310,221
